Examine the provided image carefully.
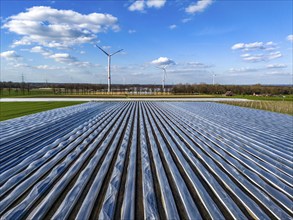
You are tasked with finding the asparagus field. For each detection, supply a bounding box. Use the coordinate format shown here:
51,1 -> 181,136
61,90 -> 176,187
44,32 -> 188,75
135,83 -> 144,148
0,102 -> 292,220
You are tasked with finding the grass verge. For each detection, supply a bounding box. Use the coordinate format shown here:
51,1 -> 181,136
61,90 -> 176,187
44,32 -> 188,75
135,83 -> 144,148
219,101 -> 293,115
0,102 -> 85,121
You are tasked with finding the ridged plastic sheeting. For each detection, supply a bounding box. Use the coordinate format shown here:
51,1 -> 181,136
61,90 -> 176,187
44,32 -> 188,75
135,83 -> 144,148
0,102 -> 292,220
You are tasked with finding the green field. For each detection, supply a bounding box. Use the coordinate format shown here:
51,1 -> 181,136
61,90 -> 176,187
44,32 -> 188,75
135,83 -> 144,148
0,102 -> 85,121
232,95 -> 293,102
220,101 -> 293,115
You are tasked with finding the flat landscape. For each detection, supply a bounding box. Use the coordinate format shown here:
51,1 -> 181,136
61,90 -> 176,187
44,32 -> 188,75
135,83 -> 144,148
1,1 -> 292,219
1,102 -> 292,219
0,101 -> 85,121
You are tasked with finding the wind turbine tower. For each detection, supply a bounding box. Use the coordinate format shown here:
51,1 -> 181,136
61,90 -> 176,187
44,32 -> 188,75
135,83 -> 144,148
212,73 -> 216,85
96,45 -> 123,93
156,65 -> 168,92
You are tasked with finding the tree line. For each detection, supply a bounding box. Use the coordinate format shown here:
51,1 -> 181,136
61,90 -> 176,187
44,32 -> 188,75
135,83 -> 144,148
172,83 -> 292,95
0,81 -> 292,96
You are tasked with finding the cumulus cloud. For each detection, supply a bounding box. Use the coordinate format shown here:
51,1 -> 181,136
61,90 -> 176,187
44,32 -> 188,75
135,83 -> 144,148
12,37 -> 32,47
128,1 -> 145,12
50,53 -> 78,63
30,46 -> 52,57
232,41 -> 282,63
29,46 -> 93,67
287,34 -> 293,42
231,41 -> 277,51
151,57 -> 175,66
0,50 -> 21,60
169,24 -> 177,30
266,63 -> 287,69
185,0 -> 213,14
128,0 -> 166,12
3,6 -> 120,49
146,0 -> 166,8
0,51 -> 32,69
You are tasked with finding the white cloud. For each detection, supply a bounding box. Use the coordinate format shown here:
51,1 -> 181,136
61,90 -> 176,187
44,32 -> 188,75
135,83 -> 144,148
151,57 -> 175,66
240,51 -> 282,62
128,0 -> 166,12
169,24 -> 177,30
229,67 -> 259,73
49,53 -> 92,67
185,61 -> 212,68
287,34 -> 293,42
231,43 -> 245,50
185,0 -> 213,14
267,51 -> 282,60
14,63 -> 30,68
128,1 -> 145,12
266,63 -> 287,69
128,29 -> 137,34
146,0 -> 166,8
3,6 -> 120,49
35,65 -> 64,70
12,37 -> 32,47
50,53 -> 77,63
30,46 -> 52,56
165,61 -> 212,76
266,71 -> 291,76
231,41 -> 277,51
102,45 -> 111,50
182,18 -> 192,23
0,50 -> 21,60
242,54 -> 265,62
232,41 -> 281,63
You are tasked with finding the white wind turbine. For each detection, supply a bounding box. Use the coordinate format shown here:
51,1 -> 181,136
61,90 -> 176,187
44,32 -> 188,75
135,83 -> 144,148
96,45 -> 123,93
212,73 -> 216,85
156,65 -> 168,92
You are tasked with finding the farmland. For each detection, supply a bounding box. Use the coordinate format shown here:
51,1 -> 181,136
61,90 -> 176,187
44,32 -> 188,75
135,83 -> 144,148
0,102 -> 292,219
0,102 -> 85,121
220,101 -> 293,115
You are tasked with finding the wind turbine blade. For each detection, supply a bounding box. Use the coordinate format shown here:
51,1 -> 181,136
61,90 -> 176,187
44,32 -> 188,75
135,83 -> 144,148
111,49 -> 123,56
96,45 -> 109,56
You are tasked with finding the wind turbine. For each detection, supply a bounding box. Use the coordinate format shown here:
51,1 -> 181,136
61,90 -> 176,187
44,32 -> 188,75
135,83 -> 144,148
212,73 -> 216,85
156,65 -> 168,92
96,45 -> 123,93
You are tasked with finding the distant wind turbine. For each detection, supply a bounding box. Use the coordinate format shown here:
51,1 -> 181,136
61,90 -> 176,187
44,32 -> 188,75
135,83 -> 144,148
212,72 -> 216,85
156,65 -> 168,92
96,45 -> 123,93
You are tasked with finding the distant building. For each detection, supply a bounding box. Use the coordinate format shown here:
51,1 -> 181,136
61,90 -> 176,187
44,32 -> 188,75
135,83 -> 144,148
225,91 -> 234,96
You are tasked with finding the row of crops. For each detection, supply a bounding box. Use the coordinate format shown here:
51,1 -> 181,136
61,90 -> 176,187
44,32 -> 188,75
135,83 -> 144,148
0,102 -> 292,219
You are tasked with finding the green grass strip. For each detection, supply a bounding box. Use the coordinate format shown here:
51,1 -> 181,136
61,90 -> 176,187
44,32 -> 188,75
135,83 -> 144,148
0,102 -> 85,121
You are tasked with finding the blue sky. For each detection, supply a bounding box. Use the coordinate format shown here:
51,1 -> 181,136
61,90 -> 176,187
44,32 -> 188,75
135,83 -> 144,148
1,0 -> 292,85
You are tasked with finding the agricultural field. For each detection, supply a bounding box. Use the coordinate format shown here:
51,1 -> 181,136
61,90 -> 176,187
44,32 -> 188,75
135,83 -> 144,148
1,102 -> 292,219
220,101 -> 293,115
0,102 -> 85,121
